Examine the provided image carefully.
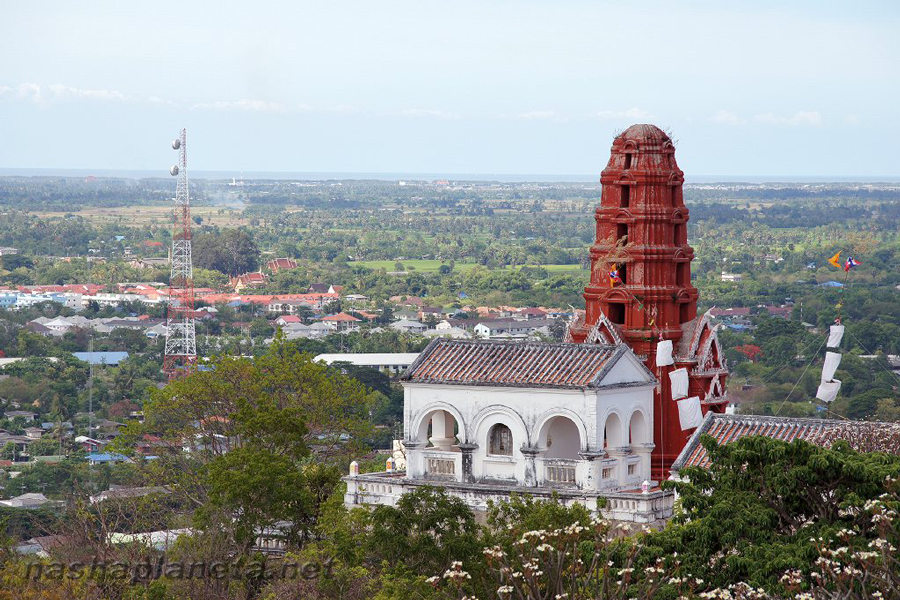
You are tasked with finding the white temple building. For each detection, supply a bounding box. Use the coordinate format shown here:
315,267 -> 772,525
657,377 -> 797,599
345,339 -> 675,524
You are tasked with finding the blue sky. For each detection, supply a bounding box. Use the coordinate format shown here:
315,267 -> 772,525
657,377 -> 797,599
2,1 -> 898,178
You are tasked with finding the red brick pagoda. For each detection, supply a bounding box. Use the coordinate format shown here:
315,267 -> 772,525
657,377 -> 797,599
568,124 -> 728,480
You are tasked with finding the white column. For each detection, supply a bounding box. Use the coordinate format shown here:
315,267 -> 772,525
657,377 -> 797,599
631,442 -> 656,485
404,440 -> 427,479
429,411 -> 456,451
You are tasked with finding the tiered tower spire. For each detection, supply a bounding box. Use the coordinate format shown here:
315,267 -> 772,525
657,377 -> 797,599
163,129 -> 197,379
569,124 -> 728,479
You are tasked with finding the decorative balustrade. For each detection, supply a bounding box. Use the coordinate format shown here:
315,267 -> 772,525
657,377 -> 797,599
544,460 -> 577,485
424,452 -> 457,479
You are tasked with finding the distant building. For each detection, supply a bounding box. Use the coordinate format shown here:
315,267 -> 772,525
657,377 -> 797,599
0,247 -> 18,256
320,312 -> 361,332
473,319 -> 554,339
315,352 -> 421,376
389,319 -> 427,334
231,272 -> 268,292
265,258 -> 298,273
720,272 -> 743,282
0,493 -> 52,509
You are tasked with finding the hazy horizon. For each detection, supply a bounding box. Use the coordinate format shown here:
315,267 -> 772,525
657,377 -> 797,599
3,1 -> 898,177
2,167 -> 899,185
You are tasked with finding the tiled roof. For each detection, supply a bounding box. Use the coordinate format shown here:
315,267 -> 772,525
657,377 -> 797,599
403,338 -> 642,389
321,312 -> 360,322
671,413 -> 895,472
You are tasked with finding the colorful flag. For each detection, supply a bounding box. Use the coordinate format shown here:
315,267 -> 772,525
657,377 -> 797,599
844,256 -> 860,272
827,252 -> 841,269
608,266 -> 622,287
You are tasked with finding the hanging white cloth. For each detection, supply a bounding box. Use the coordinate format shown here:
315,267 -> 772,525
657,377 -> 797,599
677,396 -> 703,430
669,368 -> 689,400
828,325 -> 844,349
816,379 -> 841,403
821,351 -> 842,383
656,340 -> 674,366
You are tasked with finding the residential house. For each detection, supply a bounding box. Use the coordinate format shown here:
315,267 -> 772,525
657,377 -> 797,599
315,352 -> 421,376
320,312 -> 361,332
5,411 -> 36,422
473,319 -> 555,340
0,493 -> 52,509
275,315 -> 304,327
389,319 -> 427,334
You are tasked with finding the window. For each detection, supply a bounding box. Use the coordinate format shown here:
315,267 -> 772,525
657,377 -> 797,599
608,302 -> 625,325
674,223 -> 684,246
676,263 -> 687,287
602,468 -> 612,479
616,223 -> 628,245
620,185 -> 630,208
680,303 -> 690,324
627,464 -> 636,476
488,424 -> 513,456
624,153 -> 632,170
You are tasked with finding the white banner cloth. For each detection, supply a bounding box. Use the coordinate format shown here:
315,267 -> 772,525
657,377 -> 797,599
816,379 -> 841,403
828,325 -> 844,349
821,351 -> 842,383
677,396 -> 704,430
656,340 -> 674,366
669,368 -> 689,400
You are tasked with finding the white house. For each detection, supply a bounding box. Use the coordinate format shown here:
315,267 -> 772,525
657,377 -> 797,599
390,319 -> 427,334
315,352 -> 421,376
345,339 -> 674,524
473,319 -> 554,339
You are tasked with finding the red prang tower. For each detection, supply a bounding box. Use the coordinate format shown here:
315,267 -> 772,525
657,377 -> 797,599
568,124 -> 728,480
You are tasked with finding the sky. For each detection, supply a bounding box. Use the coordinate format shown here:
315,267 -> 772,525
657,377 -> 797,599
1,1 -> 899,179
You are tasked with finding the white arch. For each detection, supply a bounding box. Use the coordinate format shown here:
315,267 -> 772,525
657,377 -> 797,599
411,402 -> 467,444
472,405 -> 530,453
535,409 -> 588,452
628,409 -> 649,445
602,411 -> 625,449
536,415 -> 583,460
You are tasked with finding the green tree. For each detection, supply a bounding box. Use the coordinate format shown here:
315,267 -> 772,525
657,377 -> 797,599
193,229 -> 260,276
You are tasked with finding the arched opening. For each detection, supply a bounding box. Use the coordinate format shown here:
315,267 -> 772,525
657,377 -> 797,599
676,263 -> 688,287
488,423 -> 513,456
607,302 -> 625,325
603,413 -> 623,449
539,416 -> 581,459
417,409 -> 460,452
629,411 -> 648,445
620,185 -> 630,208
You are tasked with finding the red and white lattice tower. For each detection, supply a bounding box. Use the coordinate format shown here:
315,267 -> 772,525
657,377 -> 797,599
163,128 -> 197,379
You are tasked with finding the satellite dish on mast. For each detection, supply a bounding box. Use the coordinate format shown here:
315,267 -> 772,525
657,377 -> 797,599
172,138 -> 181,150
170,165 -> 180,176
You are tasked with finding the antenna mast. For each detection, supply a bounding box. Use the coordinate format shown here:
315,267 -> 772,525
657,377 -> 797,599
163,128 -> 197,379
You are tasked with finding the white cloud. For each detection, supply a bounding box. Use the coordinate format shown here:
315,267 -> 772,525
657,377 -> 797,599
499,110 -> 568,122
844,114 -> 860,125
401,108 -> 460,120
191,99 -> 286,112
46,84 -> 128,102
753,110 -> 823,126
709,110 -> 744,125
0,83 -> 130,103
596,107 -> 653,120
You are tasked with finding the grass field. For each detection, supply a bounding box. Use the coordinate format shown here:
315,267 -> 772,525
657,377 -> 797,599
32,205 -> 247,227
348,259 -> 586,274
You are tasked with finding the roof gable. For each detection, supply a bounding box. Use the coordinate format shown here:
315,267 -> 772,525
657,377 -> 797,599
404,338 -> 654,390
672,414 -> 900,472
